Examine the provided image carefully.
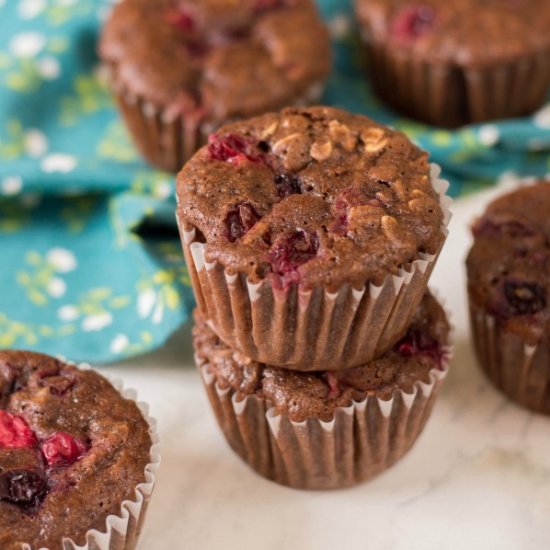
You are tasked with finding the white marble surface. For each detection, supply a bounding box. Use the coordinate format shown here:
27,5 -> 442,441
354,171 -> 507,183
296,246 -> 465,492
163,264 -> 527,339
102,187 -> 550,550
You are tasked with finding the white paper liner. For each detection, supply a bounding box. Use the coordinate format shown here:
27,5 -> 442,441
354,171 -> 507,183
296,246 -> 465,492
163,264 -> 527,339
179,163 -> 452,371
196,337 -> 452,490
23,367 -> 161,550
470,305 -> 550,415
108,69 -> 327,172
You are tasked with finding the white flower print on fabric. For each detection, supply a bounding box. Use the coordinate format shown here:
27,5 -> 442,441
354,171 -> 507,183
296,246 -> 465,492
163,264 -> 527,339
328,14 -> 351,40
110,334 -> 129,354
47,277 -> 67,298
57,304 -> 79,322
9,32 -> 46,57
138,288 -> 157,319
24,129 -> 48,157
479,125 -> 500,147
2,176 -> 23,195
82,312 -> 113,332
41,153 -> 77,173
534,104 -> 550,129
46,247 -> 77,273
38,56 -> 61,80
18,0 -> 47,20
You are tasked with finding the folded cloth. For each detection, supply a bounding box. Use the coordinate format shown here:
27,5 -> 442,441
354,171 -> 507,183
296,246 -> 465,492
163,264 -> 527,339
0,0 -> 548,363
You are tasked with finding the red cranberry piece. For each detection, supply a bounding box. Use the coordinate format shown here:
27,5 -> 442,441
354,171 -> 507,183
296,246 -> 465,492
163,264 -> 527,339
274,174 -> 301,198
392,5 -> 436,43
504,281 -> 546,315
396,330 -> 444,365
472,218 -> 535,238
208,134 -> 264,165
0,469 -> 48,509
184,40 -> 210,58
270,230 -> 319,283
254,0 -> 285,13
324,372 -> 341,400
224,202 -> 261,242
331,213 -> 348,234
41,432 -> 89,467
0,411 -> 37,449
166,8 -> 196,31
211,26 -> 251,46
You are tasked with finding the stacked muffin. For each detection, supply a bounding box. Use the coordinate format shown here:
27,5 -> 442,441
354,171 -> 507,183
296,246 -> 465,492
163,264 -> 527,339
176,106 -> 452,489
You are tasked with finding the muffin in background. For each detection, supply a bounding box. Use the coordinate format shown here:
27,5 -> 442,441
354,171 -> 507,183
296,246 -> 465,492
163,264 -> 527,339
193,292 -> 452,490
0,350 -> 159,550
355,0 -> 550,127
467,181 -> 550,414
177,105 -> 451,371
99,0 -> 331,172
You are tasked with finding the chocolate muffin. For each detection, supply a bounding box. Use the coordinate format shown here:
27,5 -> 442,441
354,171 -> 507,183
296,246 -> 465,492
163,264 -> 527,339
467,181 -> 550,414
355,0 -> 550,127
99,0 -> 331,172
194,291 -> 451,490
0,351 -> 159,550
178,105 -> 451,371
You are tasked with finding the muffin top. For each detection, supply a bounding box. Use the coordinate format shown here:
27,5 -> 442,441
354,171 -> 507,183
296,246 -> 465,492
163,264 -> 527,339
355,0 -> 550,66
467,182 -> 550,344
99,0 -> 330,122
178,106 -> 446,290
194,292 -> 450,422
0,351 -> 152,550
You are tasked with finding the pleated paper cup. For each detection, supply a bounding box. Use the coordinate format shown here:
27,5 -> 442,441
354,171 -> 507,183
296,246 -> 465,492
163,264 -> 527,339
25,376 -> 161,550
107,70 -> 326,173
364,39 -> 550,127
179,163 -> 451,372
470,304 -> 550,415
196,344 -> 452,490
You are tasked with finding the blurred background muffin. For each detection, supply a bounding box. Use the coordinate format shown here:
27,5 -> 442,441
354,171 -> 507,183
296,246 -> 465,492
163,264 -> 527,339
99,0 -> 331,172
467,181 -> 550,414
355,0 -> 550,127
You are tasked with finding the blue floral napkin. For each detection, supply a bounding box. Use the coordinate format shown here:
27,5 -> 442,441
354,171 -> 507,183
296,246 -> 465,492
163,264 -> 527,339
0,0 -> 548,363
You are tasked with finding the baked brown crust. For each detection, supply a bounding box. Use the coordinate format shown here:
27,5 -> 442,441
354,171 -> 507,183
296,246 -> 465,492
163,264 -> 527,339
178,106 -> 445,290
193,292 -> 450,422
99,0 -> 330,123
466,181 -> 550,345
0,351 -> 152,550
